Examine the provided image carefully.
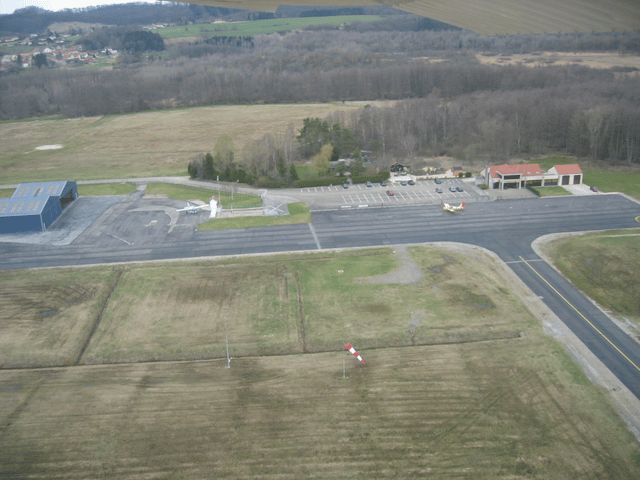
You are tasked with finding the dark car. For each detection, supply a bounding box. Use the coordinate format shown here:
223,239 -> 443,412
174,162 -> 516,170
342,183 -> 349,189
435,187 -> 443,193
456,186 -> 463,192
386,190 -> 394,196
590,185 -> 599,192
408,179 -> 415,185
435,178 -> 442,184
380,180 -> 387,187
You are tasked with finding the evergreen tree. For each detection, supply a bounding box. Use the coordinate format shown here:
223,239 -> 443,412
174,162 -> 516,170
276,153 -> 287,178
289,163 -> 299,181
203,152 -> 216,180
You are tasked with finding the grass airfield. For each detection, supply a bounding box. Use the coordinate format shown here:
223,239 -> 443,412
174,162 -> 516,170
1,246 -> 639,478
0,102 -> 372,184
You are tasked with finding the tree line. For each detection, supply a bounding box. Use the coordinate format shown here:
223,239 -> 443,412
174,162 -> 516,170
188,79 -> 640,190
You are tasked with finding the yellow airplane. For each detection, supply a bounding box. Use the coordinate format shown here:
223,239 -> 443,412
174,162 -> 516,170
186,0 -> 640,34
442,201 -> 465,213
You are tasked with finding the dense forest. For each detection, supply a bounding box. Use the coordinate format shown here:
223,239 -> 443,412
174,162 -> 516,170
1,10 -> 639,168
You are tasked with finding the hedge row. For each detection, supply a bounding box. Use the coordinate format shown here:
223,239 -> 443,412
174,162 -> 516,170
293,171 -> 390,188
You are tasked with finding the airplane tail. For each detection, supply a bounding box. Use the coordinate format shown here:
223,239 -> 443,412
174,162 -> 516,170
209,197 -> 218,219
461,202 -> 466,208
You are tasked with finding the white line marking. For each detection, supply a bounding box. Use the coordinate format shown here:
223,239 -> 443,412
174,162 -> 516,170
308,223 -> 321,250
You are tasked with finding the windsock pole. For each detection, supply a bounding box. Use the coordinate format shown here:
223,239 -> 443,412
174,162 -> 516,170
345,343 -> 365,364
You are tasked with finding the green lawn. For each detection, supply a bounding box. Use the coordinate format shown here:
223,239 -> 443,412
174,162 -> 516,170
158,16 -> 382,39
583,168 -> 640,199
145,182 -> 261,208
198,202 -> 310,230
77,183 -> 138,196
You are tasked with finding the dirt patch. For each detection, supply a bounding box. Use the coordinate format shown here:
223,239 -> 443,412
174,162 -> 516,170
356,245 -> 423,285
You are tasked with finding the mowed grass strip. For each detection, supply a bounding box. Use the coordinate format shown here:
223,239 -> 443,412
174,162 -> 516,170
1,343 -> 639,478
545,230 -> 640,329
79,246 -> 535,364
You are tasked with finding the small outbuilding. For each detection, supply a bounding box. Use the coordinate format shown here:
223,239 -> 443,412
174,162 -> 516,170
0,181 -> 77,234
547,164 -> 583,186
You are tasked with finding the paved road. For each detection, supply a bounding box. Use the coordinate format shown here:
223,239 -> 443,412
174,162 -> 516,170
1,192 -> 639,400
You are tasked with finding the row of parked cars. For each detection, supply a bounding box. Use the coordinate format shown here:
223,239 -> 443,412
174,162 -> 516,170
343,179 -> 464,195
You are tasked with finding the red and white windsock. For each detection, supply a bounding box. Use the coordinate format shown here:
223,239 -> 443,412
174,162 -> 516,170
345,343 -> 365,364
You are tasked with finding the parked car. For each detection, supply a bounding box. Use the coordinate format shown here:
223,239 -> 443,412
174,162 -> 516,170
366,181 -> 373,187
435,178 -> 442,184
449,186 -> 457,192
436,187 -> 443,193
590,185 -> 599,192
408,179 -> 415,185
456,186 -> 463,192
400,181 -> 407,186
380,180 -> 387,187
386,190 -> 394,196
342,183 -> 349,189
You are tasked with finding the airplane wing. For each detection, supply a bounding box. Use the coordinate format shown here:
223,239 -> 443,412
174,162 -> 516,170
185,0 -> 640,34
176,202 -> 209,213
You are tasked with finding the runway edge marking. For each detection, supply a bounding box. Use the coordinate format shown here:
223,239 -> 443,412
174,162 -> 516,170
518,255 -> 640,373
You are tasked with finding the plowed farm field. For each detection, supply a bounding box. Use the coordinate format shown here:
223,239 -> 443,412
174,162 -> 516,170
1,246 -> 639,478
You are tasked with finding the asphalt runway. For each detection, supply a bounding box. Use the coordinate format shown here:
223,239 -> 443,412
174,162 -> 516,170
0,192 -> 639,400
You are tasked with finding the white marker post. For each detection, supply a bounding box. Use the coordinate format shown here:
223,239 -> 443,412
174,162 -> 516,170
224,317 -> 231,368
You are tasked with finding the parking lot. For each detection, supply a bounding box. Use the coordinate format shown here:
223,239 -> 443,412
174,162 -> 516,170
298,179 -> 481,209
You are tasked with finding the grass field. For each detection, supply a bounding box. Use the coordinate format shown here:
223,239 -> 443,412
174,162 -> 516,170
77,182 -> 138,196
1,246 -> 639,477
145,182 -> 261,208
159,15 -> 382,39
583,167 -> 640,199
0,103 -> 371,185
198,202 -> 311,230
544,230 -> 640,330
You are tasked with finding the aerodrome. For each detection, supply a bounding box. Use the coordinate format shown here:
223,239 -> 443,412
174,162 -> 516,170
1,186 -> 639,409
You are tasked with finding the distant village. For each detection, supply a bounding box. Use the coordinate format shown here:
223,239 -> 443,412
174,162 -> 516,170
0,32 -> 121,72
0,21 -> 176,73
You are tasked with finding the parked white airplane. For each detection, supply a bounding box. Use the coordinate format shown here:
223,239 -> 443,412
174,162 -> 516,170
176,201 -> 209,215
442,202 -> 465,213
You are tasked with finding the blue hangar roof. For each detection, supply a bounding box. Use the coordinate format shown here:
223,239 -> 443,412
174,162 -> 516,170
0,181 -> 78,233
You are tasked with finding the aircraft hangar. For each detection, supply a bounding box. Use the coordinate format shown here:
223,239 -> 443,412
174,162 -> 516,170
0,181 -> 78,234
